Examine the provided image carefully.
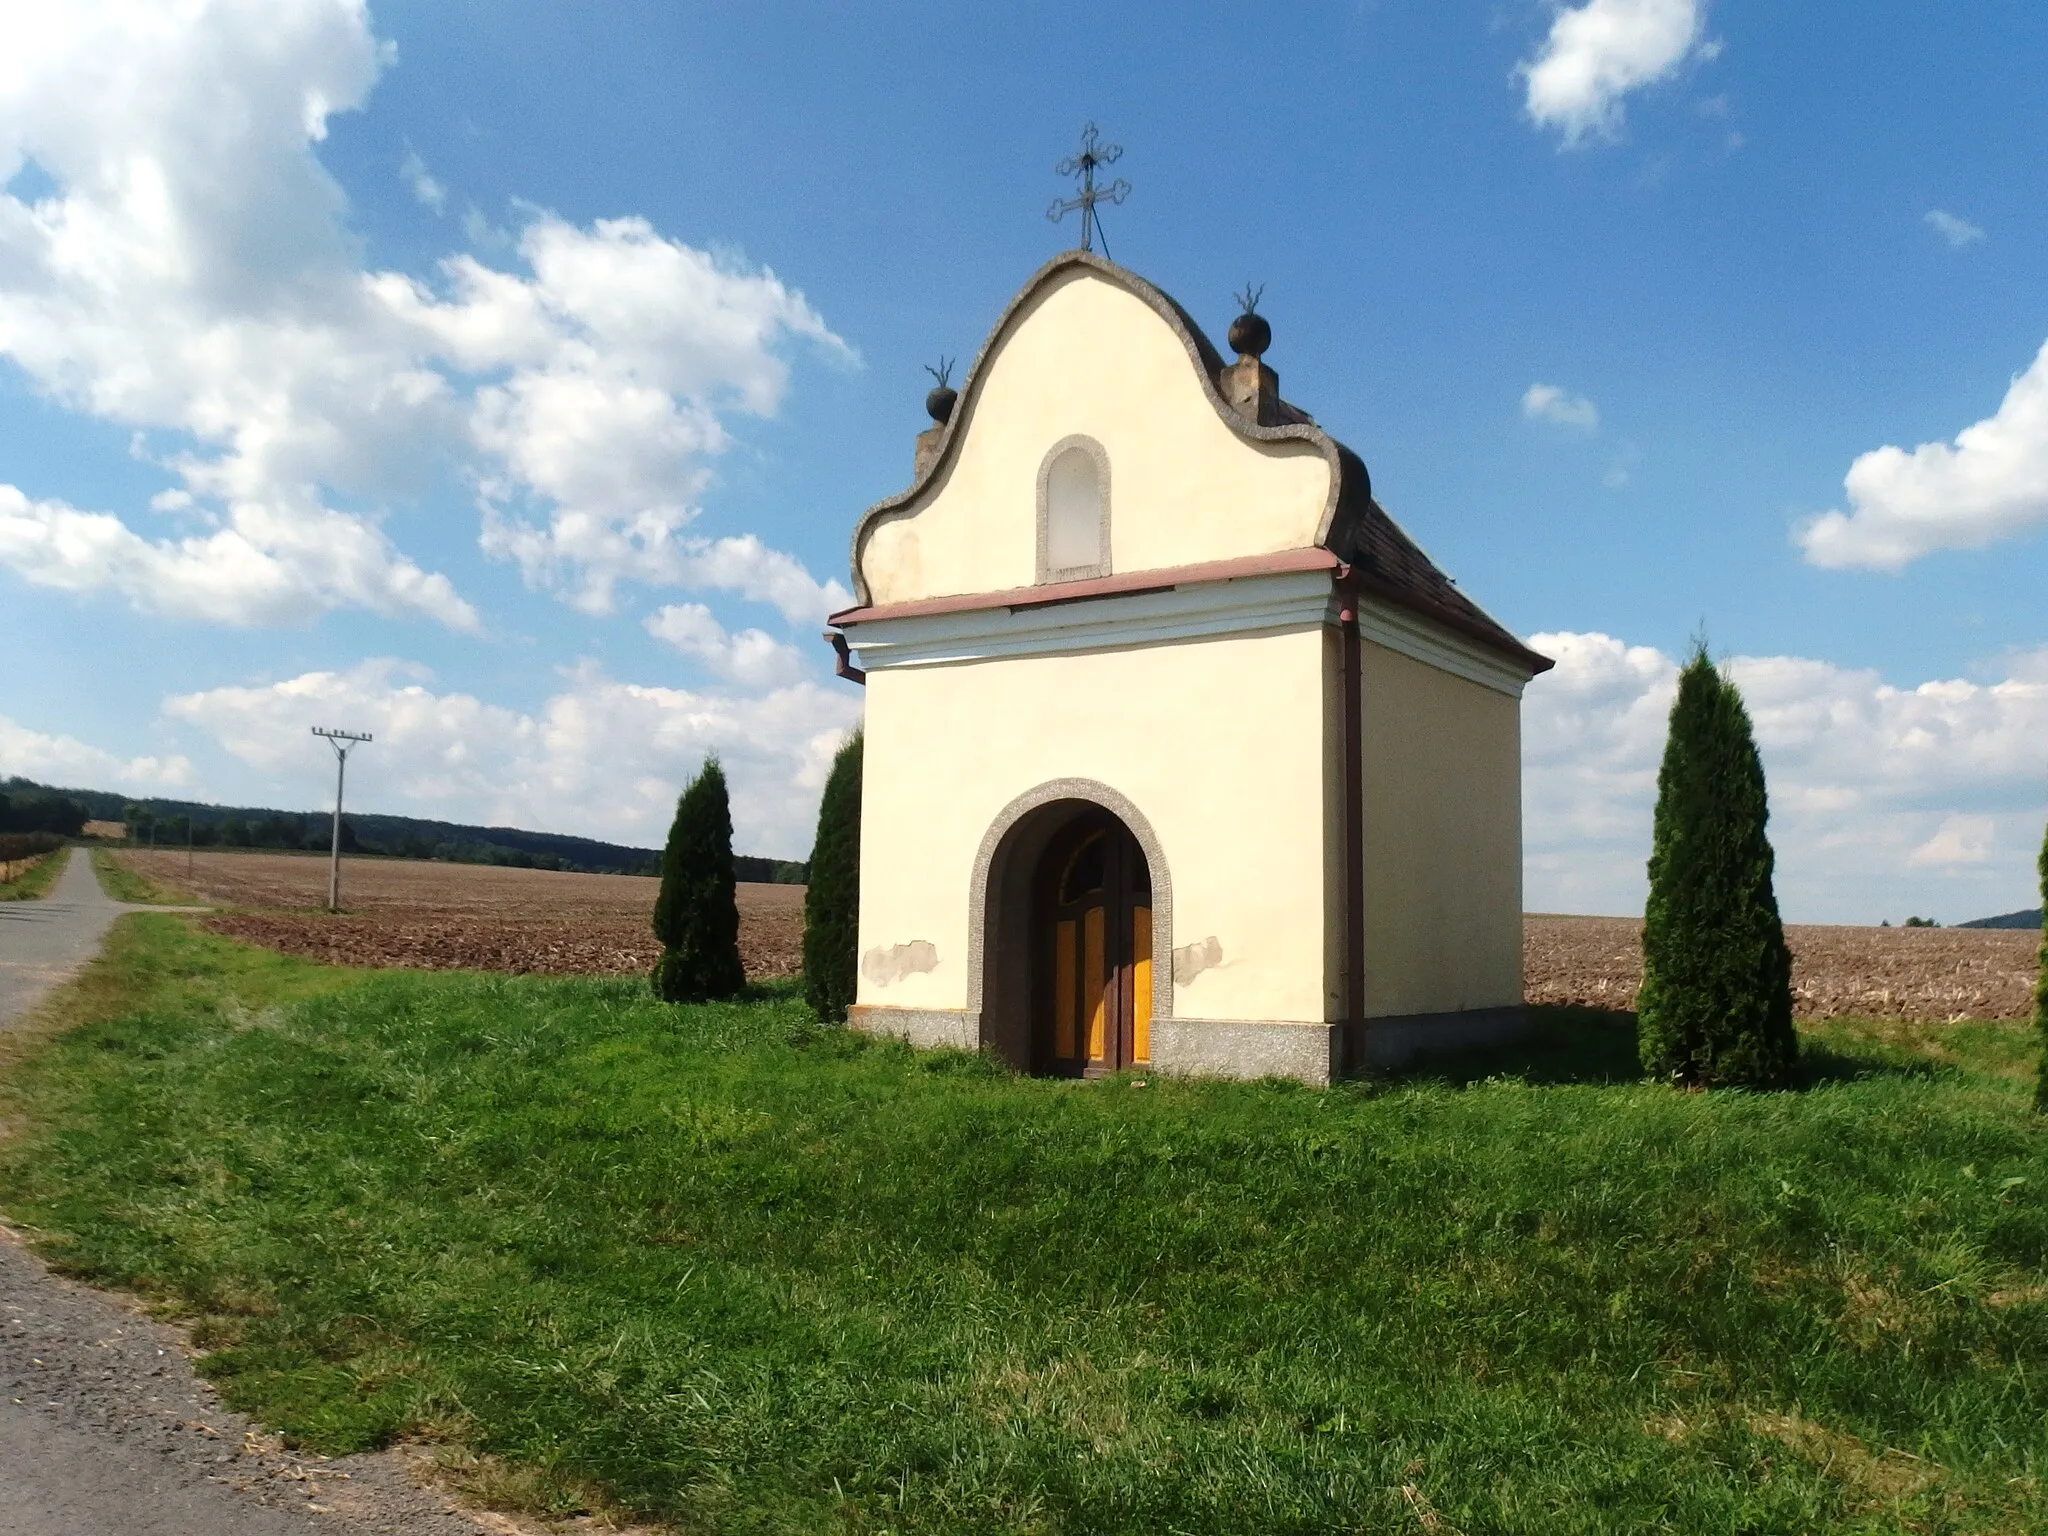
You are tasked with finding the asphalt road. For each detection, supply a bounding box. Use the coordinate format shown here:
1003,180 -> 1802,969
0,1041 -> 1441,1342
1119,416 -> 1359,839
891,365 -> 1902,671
0,850 -> 508,1535
0,847 -> 164,1028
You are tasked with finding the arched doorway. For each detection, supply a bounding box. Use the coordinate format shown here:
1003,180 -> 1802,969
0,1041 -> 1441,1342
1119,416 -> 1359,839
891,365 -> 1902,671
1032,807 -> 1152,1075
968,781 -> 1171,1076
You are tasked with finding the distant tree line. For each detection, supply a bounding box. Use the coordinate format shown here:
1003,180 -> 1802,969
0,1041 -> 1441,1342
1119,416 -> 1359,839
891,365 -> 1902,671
0,831 -> 66,863
0,777 -> 806,883
0,787 -> 89,837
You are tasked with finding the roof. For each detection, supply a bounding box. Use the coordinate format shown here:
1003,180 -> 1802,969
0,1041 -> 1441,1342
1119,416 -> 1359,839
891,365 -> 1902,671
837,251 -> 1552,677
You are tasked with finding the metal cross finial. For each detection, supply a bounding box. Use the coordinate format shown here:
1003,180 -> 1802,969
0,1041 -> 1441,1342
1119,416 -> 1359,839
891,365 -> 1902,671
1047,122 -> 1130,258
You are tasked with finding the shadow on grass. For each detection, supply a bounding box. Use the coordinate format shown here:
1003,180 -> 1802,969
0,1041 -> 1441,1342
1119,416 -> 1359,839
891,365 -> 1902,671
1381,1005 -> 1942,1091
1788,1040 -> 1941,1089
1382,1006 -> 1646,1088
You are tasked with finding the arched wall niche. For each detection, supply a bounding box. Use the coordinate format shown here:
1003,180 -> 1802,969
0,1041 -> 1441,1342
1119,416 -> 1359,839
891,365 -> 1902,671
1035,434 -> 1111,583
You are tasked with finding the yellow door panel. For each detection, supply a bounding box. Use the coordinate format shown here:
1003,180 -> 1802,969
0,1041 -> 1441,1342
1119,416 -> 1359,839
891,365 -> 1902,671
1131,904 -> 1152,1065
1083,904 -> 1106,1061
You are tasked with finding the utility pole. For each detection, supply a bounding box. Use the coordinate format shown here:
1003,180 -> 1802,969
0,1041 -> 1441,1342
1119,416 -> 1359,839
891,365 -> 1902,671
312,728 -> 372,912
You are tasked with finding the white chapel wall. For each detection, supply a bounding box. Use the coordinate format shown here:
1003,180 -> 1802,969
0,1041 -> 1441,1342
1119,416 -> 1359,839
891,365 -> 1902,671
1358,640 -> 1525,1017
856,625 -> 1333,1027
858,268 -> 1332,605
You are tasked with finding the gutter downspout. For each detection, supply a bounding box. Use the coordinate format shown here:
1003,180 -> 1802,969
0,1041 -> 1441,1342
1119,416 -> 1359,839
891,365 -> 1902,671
1336,566 -> 1365,1076
826,630 -> 866,685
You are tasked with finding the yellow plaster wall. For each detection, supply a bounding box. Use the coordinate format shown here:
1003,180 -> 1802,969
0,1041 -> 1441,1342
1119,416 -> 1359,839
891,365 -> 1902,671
1358,642 -> 1524,1016
858,268 -> 1331,604
857,626 -> 1332,1024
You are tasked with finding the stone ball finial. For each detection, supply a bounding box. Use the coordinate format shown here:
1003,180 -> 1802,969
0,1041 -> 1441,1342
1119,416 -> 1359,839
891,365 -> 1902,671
924,357 -> 957,424
1227,282 -> 1270,359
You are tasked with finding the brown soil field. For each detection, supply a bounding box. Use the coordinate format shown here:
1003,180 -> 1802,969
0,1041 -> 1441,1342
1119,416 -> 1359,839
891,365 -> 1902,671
1527,914 -> 2040,1022
110,849 -> 804,981
109,852 -> 2040,1021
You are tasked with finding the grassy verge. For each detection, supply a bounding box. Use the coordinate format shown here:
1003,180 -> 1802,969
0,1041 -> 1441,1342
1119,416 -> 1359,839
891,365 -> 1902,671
0,845 -> 67,902
90,847 -> 192,904
1,922 -> 2045,1534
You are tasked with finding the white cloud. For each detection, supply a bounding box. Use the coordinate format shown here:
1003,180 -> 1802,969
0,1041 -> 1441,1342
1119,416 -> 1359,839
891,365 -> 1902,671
1524,631 -> 2048,921
164,659 -> 860,858
407,215 -> 854,616
2003,644 -> 2048,684
0,483 -> 477,629
1522,382 -> 1600,430
1907,814 -> 1994,868
0,713 -> 193,792
400,149 -> 445,214
0,1 -> 847,633
646,602 -> 809,689
1796,339 -> 2048,570
1924,209 -> 1985,249
1521,0 -> 1708,147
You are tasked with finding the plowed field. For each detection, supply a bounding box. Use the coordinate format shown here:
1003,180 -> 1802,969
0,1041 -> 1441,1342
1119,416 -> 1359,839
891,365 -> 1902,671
1526,913 -> 2040,1022
109,849 -> 804,981
109,852 -> 2040,1020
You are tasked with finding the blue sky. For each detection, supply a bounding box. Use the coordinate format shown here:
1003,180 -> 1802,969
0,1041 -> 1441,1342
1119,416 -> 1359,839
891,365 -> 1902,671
2,0 -> 2044,921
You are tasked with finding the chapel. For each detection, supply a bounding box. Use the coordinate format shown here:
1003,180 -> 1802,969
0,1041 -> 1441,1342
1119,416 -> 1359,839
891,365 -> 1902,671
824,250 -> 1553,1084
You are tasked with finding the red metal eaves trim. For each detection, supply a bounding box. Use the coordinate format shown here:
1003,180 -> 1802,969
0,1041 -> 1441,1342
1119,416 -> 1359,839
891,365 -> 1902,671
826,547 -> 1341,628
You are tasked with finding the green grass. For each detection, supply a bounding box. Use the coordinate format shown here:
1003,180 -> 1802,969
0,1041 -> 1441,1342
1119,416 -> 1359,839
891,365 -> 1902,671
0,843 -> 67,901
89,847 -> 190,904
3,918 -> 2047,1534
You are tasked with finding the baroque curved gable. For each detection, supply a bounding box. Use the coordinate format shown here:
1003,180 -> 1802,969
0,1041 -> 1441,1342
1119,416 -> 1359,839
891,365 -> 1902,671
838,251 -> 1551,677
849,252 -> 1341,608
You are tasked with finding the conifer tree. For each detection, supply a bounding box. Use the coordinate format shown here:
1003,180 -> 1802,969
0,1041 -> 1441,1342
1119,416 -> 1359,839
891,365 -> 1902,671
2032,816 -> 2047,1112
1637,645 -> 1798,1088
651,757 -> 745,1004
803,732 -> 862,1022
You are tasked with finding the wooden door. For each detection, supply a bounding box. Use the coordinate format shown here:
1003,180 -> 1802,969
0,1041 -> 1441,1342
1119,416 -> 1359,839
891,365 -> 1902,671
1037,812 -> 1152,1076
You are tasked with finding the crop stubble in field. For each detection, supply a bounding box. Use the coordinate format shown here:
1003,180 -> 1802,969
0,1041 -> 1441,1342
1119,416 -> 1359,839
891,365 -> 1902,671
1527,913 -> 2038,1022
113,850 -> 802,980
111,853 -> 2039,1021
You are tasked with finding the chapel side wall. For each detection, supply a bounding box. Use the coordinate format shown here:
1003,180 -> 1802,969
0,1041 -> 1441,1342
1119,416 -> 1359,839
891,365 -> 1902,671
858,270 -> 1331,606
855,626 -> 1332,1028
1358,641 -> 1524,1017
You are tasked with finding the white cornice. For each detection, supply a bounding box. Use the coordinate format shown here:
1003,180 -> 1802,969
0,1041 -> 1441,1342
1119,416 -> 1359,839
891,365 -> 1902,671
1355,596 -> 1537,698
844,569 -> 1538,698
845,569 -> 1337,669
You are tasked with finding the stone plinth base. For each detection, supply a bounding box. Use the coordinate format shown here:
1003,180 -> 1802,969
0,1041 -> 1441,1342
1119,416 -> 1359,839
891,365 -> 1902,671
846,1004 -> 1532,1086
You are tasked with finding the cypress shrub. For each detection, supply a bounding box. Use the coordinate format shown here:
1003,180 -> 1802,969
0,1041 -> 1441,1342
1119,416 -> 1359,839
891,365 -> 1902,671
802,732 -> 863,1022
2034,817 -> 2047,1112
1637,646 -> 1798,1088
651,757 -> 745,1004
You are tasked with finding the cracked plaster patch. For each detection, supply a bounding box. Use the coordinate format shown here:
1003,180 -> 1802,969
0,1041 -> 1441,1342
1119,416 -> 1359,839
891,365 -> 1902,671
861,940 -> 939,987
1172,935 -> 1224,986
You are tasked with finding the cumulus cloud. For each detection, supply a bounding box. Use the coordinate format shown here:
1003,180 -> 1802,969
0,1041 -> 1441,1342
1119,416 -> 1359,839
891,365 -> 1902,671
1796,340 -> 2048,570
164,659 -> 859,857
1522,382 -> 1600,430
0,713 -> 193,791
646,602 -> 809,689
1924,209 -> 1985,249
1521,0 -> 1708,147
1524,632 -> 2048,921
0,484 -> 476,629
0,0 -> 846,632
399,149 -> 445,213
1907,814 -> 1994,868
382,215 -> 854,616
